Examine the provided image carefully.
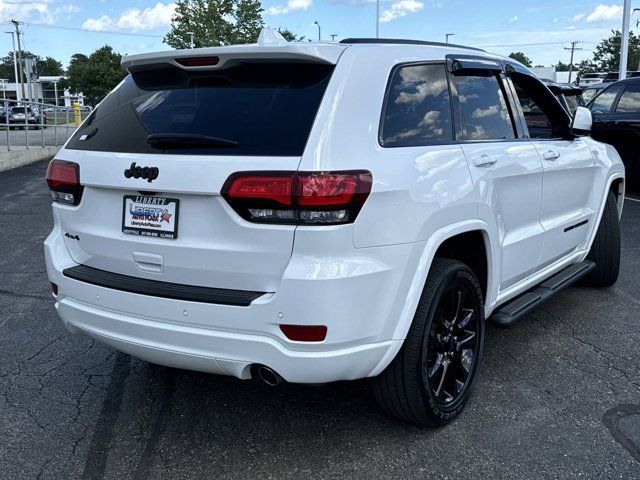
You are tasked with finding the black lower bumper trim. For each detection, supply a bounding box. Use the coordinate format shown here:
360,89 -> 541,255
62,265 -> 266,307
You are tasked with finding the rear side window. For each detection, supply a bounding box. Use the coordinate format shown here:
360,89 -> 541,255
452,74 -> 515,141
615,84 -> 640,113
590,85 -> 623,114
66,63 -> 334,156
380,64 -> 452,147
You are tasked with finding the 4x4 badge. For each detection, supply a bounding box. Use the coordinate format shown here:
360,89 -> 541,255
124,162 -> 159,183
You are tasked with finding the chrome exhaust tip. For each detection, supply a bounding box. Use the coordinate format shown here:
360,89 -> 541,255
252,364 -> 283,386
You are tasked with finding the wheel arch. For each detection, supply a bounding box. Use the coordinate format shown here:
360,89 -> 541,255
369,220 -> 496,377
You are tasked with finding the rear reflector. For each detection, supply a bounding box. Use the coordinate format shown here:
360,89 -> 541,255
45,160 -> 83,206
176,56 -> 220,67
280,324 -> 327,342
221,170 -> 372,225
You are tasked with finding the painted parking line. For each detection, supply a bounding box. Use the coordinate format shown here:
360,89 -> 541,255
625,196 -> 640,203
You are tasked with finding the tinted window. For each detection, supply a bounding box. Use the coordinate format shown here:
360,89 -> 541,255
564,93 -> 584,114
582,88 -> 600,103
590,85 -> 623,113
615,84 -> 640,113
453,74 -> 515,141
66,63 -> 334,156
381,64 -> 452,146
514,83 -> 553,138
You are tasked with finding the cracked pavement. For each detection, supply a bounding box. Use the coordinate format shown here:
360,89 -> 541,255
1,160 -> 639,479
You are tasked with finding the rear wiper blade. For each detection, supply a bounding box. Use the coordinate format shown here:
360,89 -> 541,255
146,133 -> 239,149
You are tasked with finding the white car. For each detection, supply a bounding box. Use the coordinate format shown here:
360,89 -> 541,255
44,33 -> 625,426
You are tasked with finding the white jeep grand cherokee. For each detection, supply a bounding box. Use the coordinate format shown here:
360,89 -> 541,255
44,35 -> 625,426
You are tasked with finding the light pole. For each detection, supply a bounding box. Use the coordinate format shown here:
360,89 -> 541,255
445,33 -> 454,44
620,0 -> 631,80
187,31 -> 195,49
5,31 -> 19,101
313,21 -> 321,42
635,8 -> 640,70
376,0 -> 380,38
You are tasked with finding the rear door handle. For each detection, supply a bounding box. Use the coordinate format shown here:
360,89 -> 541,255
473,154 -> 497,167
543,150 -> 560,161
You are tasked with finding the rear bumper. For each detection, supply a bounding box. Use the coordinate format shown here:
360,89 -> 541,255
45,225 -> 420,383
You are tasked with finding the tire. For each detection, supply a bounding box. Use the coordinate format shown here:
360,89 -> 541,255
373,258 -> 485,427
581,190 -> 620,287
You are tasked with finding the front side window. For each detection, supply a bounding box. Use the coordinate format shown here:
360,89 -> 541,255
510,73 -> 570,139
381,64 -> 452,147
615,84 -> 640,113
590,85 -> 623,114
452,73 -> 515,141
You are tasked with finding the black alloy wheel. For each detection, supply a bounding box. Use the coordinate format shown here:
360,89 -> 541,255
423,282 -> 480,409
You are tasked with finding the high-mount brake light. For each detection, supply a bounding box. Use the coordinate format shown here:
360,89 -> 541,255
175,56 -> 220,67
221,171 -> 372,225
45,160 -> 83,206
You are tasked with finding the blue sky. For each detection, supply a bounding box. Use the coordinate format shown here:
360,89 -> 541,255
0,0 -> 636,68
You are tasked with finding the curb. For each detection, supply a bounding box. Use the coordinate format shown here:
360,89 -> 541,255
0,146 -> 61,173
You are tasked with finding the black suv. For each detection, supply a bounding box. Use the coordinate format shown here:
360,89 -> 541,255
588,77 -> 640,191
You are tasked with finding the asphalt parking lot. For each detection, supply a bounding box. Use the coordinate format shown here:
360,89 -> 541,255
1,160 -> 639,479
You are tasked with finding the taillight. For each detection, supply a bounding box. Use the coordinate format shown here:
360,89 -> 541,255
45,160 -> 82,206
221,170 -> 372,225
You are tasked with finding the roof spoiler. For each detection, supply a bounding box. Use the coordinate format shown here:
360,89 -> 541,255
121,43 -> 347,74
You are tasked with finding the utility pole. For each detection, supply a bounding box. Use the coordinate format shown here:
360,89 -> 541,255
564,41 -> 583,84
10,20 -> 25,101
620,0 -> 631,80
376,0 -> 380,38
445,33 -> 454,44
6,31 -> 20,101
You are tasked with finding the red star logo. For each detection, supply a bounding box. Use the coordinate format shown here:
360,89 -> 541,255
161,211 -> 172,223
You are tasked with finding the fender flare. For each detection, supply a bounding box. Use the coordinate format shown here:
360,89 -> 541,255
368,219 -> 494,377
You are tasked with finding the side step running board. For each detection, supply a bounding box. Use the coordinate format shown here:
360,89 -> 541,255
490,260 -> 595,328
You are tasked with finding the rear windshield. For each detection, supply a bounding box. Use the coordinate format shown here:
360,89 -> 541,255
66,62 -> 334,156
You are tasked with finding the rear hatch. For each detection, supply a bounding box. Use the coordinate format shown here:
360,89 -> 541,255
55,49 -> 341,293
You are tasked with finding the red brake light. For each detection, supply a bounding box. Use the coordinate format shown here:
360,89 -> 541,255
226,174 -> 293,206
176,56 -> 220,67
46,160 -> 82,205
221,170 -> 372,225
280,324 -> 327,342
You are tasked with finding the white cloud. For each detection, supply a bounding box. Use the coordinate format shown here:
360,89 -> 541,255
586,4 -> 622,22
265,0 -> 312,15
380,0 -> 423,22
82,2 -> 176,32
0,0 -> 79,24
508,15 -> 518,23
571,4 -> 623,24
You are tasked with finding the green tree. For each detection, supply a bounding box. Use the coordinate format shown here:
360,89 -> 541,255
61,47 -> 125,107
278,28 -> 304,42
554,60 -> 571,72
587,30 -> 640,72
0,51 -> 64,81
508,51 -> 532,68
164,0 -> 265,48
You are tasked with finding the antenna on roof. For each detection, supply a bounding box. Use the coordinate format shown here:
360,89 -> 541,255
257,28 -> 288,45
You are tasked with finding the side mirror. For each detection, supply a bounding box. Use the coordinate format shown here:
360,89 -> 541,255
571,106 -> 592,136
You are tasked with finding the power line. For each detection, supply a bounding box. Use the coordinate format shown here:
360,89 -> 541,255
21,22 -> 164,38
564,40 -> 583,83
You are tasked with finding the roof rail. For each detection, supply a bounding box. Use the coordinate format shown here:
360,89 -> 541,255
339,38 -> 485,52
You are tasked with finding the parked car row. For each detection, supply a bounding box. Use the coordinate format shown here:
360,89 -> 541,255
587,77 -> 640,192
0,106 -> 44,129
